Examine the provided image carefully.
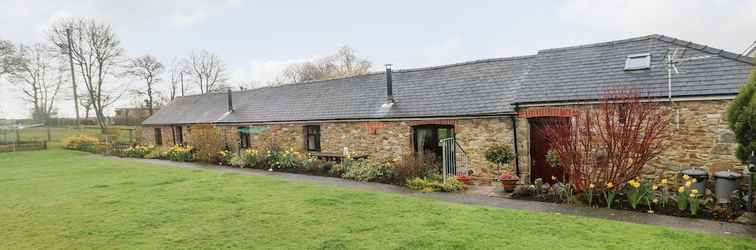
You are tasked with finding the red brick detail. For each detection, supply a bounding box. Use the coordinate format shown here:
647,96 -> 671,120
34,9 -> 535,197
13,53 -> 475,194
363,122 -> 392,134
519,108 -> 578,118
409,119 -> 457,126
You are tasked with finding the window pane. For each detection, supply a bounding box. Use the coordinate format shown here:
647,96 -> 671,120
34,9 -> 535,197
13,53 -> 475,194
624,54 -> 650,70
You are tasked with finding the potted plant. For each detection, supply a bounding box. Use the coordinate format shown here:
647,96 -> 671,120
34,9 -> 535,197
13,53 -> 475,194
499,170 -> 519,192
455,174 -> 472,185
484,143 -> 514,176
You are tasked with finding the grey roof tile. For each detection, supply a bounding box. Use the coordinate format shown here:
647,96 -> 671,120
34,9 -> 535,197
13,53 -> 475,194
144,34 -> 754,125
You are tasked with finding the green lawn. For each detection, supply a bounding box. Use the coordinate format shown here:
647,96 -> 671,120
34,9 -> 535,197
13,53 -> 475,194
0,150 -> 753,249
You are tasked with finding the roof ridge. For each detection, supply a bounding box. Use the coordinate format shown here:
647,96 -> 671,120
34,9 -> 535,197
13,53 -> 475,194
653,34 -> 755,65
392,55 -> 536,73
537,34 -> 659,53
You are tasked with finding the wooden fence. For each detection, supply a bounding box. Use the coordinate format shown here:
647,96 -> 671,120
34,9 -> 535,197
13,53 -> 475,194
0,141 -> 48,153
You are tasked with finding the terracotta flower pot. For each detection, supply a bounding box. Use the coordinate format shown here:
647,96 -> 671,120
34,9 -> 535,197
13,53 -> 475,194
500,179 -> 517,192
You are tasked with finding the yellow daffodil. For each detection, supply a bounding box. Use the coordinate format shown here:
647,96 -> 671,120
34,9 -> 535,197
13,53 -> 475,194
678,186 -> 685,193
682,175 -> 690,181
661,178 -> 668,185
684,181 -> 692,187
689,193 -> 696,198
606,182 -> 614,189
691,189 -> 699,194
589,183 -> 595,189
652,185 -> 658,191
691,178 -> 697,183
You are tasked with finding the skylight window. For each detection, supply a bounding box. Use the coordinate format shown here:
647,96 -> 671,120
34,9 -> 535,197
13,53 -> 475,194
624,53 -> 651,71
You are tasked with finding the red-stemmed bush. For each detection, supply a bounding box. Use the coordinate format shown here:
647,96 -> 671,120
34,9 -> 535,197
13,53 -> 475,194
542,89 -> 671,191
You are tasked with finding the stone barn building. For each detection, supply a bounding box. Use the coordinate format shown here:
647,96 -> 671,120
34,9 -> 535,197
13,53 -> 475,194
143,34 -> 754,184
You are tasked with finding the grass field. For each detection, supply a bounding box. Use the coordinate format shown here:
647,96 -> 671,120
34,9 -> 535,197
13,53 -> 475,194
0,126 -> 139,145
0,149 -> 754,249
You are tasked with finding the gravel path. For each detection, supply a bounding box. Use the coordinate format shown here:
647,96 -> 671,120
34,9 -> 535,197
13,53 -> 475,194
110,156 -> 756,238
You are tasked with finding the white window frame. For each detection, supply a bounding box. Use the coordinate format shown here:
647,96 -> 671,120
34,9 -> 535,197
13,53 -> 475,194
624,53 -> 651,71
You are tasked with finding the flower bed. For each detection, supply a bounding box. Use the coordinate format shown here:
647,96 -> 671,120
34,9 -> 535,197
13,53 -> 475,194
511,175 -> 750,223
62,134 -> 467,193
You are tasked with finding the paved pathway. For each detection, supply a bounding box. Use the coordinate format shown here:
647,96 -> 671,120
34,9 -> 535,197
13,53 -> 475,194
111,156 -> 756,238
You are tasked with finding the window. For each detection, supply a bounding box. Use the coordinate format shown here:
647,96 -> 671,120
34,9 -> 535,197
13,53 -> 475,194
239,127 -> 251,149
173,126 -> 183,145
304,125 -> 321,152
154,128 -> 162,145
412,125 -> 454,156
624,53 -> 651,70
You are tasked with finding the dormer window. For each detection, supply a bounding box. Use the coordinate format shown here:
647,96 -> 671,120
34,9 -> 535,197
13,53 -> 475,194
624,53 -> 651,71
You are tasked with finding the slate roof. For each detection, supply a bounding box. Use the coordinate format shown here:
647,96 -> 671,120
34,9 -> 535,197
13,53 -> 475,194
516,34 -> 754,104
144,56 -> 533,125
143,34 -> 754,125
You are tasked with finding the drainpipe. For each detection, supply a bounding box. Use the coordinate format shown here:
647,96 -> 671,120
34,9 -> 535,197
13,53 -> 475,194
511,105 -> 521,176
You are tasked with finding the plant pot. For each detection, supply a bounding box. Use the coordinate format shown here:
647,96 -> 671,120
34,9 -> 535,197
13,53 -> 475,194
455,177 -> 473,185
501,179 -> 518,192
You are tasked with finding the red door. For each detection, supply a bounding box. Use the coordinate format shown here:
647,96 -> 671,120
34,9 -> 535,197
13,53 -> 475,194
529,118 -> 567,184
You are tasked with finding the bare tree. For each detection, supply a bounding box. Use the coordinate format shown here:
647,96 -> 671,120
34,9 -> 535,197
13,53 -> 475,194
4,43 -> 63,122
49,18 -> 125,130
185,50 -> 227,94
275,45 -> 371,85
126,55 -> 163,115
166,58 -> 192,100
1,40 -> 17,76
332,46 -> 371,77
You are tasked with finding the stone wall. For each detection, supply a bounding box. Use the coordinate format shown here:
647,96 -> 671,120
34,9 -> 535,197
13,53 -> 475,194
517,99 -> 743,182
142,118 -> 518,180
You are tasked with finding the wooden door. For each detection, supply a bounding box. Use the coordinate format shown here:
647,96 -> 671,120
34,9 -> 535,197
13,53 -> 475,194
529,118 -> 567,184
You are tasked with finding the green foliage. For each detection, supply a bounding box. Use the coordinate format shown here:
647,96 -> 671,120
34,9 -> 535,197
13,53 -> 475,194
165,145 -> 194,162
675,186 -> 689,212
626,179 -> 652,210
405,176 -> 465,193
62,134 -> 100,152
546,149 -> 561,167
217,149 -> 234,165
484,143 -> 514,166
230,148 -> 264,168
333,158 -> 395,182
124,144 -> 154,158
726,65 -> 756,163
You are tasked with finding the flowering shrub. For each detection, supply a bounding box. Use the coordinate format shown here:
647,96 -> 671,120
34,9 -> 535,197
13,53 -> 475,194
124,144 -> 154,158
166,145 -> 194,162
217,149 -> 234,165
626,178 -> 652,210
63,134 -> 100,152
270,148 -> 301,169
230,148 -> 263,168
498,170 -> 519,181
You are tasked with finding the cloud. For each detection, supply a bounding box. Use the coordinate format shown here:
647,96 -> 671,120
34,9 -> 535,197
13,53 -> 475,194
556,0 -> 756,53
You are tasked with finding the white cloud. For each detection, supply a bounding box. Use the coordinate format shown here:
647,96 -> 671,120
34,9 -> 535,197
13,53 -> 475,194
556,0 -> 756,53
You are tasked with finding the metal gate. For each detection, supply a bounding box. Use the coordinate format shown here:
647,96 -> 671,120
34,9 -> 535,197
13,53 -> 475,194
440,138 -> 469,182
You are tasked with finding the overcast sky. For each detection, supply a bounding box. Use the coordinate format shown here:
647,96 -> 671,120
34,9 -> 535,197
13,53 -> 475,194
1,0 -> 755,119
